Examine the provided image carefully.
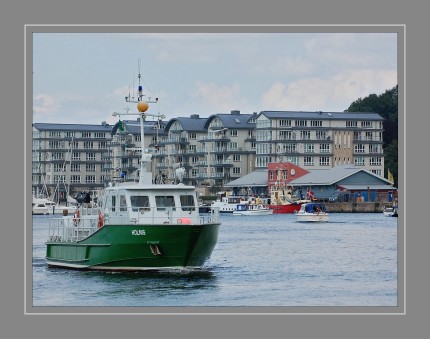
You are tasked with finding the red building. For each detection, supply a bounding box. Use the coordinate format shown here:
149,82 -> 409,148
267,162 -> 309,192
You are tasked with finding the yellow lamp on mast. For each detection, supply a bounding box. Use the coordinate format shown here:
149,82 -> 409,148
137,101 -> 149,113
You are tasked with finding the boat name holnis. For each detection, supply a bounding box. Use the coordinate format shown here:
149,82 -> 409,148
131,229 -> 146,236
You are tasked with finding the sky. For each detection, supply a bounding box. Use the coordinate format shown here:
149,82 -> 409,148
32,32 -> 397,125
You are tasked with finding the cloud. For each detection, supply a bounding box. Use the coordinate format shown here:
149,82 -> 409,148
192,82 -> 247,113
261,69 -> 397,112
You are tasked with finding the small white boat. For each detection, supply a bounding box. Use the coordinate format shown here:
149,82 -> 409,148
32,201 -> 49,215
296,203 -> 329,222
383,206 -> 398,217
32,196 -> 77,215
232,203 -> 273,216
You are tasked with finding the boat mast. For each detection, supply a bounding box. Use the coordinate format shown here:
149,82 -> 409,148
113,62 -> 163,185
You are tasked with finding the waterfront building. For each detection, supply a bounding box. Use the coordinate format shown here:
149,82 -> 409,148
32,122 -> 113,202
32,110 -> 388,200
255,111 -> 385,177
199,110 -> 257,187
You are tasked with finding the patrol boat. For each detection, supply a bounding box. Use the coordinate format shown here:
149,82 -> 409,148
45,72 -> 221,271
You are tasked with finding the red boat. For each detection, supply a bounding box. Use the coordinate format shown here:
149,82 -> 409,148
269,203 -> 302,214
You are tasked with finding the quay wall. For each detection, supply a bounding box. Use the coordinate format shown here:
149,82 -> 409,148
326,202 -> 387,213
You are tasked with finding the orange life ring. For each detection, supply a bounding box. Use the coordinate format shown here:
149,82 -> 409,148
97,211 -> 104,228
73,209 -> 80,226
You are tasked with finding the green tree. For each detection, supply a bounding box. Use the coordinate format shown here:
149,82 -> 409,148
346,85 -> 398,185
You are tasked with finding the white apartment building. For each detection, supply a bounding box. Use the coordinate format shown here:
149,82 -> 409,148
255,111 -> 385,176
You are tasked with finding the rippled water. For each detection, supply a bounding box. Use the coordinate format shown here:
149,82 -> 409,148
32,213 -> 398,307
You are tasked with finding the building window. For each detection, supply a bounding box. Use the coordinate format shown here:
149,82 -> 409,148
230,130 -> 238,137
295,120 -> 307,127
279,130 -> 294,140
51,152 -> 64,160
233,167 -> 241,174
304,156 -> 314,166
346,121 -> 357,128
354,156 -> 365,166
316,130 -> 327,140
319,143 -> 330,153
269,171 -> 274,180
94,132 -> 105,138
98,141 -> 107,149
189,132 -> 197,139
85,175 -> 96,183
191,156 -> 198,164
70,175 -> 81,183
191,168 -> 198,177
65,131 -> 75,138
354,144 -> 366,153
369,144 -> 380,153
71,163 -> 81,172
304,144 -> 314,153
370,157 -> 382,166
361,121 -> 372,128
82,132 -> 91,138
370,169 -> 382,176
48,140 -> 63,149
319,156 -> 330,166
229,142 -> 238,150
86,152 -> 96,161
300,131 -> 311,140
279,119 -> 292,127
84,141 -> 94,149
72,152 -> 80,160
233,154 -> 241,162
49,131 -> 61,137
53,164 -> 65,172
86,164 -> 96,172
283,143 -> 297,153
54,175 -> 66,183
311,120 -> 322,127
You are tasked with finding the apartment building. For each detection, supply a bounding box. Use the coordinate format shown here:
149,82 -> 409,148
255,111 -> 385,176
157,111 -> 256,187
32,110 -> 386,200
32,122 -> 113,202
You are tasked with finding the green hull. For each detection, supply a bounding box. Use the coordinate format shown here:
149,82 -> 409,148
46,223 -> 220,271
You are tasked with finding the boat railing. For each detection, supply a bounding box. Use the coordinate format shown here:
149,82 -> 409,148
48,216 -> 99,242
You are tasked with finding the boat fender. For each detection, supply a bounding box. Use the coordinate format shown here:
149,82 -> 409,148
98,211 -> 104,228
73,209 -> 80,226
140,208 -> 145,214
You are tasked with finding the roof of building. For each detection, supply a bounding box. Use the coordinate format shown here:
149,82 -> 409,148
33,123 -> 114,132
164,115 -> 208,132
257,111 -> 384,121
225,170 -> 268,187
204,111 -> 257,130
288,165 -> 393,186
225,165 -> 394,189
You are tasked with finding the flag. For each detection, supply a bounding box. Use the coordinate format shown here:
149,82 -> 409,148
306,189 -> 315,200
111,120 -> 124,136
387,169 -> 394,186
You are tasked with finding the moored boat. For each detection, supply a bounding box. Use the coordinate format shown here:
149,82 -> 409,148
383,205 -> 397,217
45,68 -> 221,271
232,203 -> 273,216
210,195 -> 249,213
295,202 -> 329,222
268,170 -> 309,213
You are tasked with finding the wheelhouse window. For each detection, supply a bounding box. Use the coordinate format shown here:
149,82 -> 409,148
130,196 -> 150,212
180,195 -> 195,211
155,195 -> 176,211
120,195 -> 127,211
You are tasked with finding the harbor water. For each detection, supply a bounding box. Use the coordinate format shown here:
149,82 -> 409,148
32,213 -> 397,307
